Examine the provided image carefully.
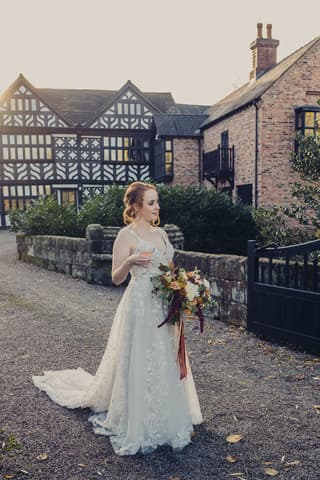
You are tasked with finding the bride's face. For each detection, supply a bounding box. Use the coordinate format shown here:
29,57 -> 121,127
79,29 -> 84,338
135,189 -> 159,223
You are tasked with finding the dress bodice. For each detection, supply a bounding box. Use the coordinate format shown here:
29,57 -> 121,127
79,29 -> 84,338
126,226 -> 174,281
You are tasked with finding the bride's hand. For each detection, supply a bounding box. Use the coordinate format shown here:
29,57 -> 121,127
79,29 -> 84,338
127,252 -> 153,268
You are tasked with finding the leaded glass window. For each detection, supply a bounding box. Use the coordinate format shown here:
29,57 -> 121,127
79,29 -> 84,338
2,184 -> 51,212
165,139 -> 173,176
295,106 -> 320,138
103,135 -> 150,163
0,134 -> 52,161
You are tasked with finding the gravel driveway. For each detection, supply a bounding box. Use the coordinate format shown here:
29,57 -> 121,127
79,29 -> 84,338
0,230 -> 319,480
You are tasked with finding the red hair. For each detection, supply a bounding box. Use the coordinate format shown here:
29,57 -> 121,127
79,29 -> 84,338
123,182 -> 159,225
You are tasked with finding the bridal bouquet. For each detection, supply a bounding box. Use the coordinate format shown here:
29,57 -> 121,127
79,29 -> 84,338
151,263 -> 214,380
151,262 -> 215,333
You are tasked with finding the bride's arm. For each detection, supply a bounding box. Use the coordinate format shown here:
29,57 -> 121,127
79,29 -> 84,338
112,230 -> 151,285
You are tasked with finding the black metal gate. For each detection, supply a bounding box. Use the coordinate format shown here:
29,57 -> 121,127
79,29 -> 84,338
247,239 -> 320,354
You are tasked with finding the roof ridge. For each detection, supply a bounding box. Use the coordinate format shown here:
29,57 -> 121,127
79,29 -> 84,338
202,34 -> 320,128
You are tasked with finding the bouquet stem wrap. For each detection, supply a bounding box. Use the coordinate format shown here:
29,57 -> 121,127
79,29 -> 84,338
158,294 -> 187,380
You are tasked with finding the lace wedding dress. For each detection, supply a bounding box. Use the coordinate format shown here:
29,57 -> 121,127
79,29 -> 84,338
33,226 -> 203,456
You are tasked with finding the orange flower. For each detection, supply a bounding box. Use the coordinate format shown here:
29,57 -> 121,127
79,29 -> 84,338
170,281 -> 181,290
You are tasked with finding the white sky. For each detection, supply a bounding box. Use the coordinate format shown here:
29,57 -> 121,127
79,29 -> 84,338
1,0 -> 320,107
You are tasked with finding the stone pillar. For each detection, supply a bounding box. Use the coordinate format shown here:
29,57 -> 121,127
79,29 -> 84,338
86,224 -> 104,254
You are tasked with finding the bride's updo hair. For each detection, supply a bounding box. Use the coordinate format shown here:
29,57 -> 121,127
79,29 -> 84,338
123,181 -> 159,225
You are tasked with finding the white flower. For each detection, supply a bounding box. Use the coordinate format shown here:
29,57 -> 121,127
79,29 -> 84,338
203,279 -> 210,289
185,281 -> 200,301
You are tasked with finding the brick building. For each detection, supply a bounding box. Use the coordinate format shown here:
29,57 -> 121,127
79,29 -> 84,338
201,24 -> 320,207
1,24 -> 320,228
0,76 -> 207,227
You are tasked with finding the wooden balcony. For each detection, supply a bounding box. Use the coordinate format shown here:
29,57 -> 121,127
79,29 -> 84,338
203,145 -> 235,188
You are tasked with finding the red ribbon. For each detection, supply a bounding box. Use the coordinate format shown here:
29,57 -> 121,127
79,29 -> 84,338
177,315 -> 187,380
157,296 -> 188,380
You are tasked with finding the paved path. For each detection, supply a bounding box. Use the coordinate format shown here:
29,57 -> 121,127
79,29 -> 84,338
0,230 -> 319,480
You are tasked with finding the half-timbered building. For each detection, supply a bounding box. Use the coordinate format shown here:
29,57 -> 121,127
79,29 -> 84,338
0,75 -> 208,227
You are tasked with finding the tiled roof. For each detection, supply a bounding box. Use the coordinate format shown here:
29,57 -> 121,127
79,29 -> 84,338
37,84 -> 207,126
201,35 -> 320,129
153,113 -> 208,137
38,88 -> 116,125
172,103 -> 210,114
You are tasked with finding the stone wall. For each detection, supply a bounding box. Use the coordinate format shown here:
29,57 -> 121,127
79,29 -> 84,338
16,225 -> 248,326
174,250 -> 247,326
16,224 -> 185,287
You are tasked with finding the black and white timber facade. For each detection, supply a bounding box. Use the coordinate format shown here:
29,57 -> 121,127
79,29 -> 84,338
0,75 -> 208,227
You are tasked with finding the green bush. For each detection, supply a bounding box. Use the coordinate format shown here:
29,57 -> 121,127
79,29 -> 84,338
14,185 -> 315,254
78,185 -> 125,233
252,206 -> 315,246
157,185 -> 258,255
9,195 -> 81,237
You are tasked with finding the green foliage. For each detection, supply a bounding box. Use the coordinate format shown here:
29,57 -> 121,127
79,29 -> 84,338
157,184 -> 258,255
287,131 -> 320,229
78,184 -> 125,233
252,206 -> 315,246
9,195 -> 81,237
10,184 -> 259,254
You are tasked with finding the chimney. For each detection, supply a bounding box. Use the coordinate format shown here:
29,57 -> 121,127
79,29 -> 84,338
250,23 -> 279,80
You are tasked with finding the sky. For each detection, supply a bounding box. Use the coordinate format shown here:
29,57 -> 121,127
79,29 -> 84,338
1,0 -> 320,107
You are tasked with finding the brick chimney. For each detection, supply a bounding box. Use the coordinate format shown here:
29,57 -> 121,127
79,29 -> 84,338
250,23 -> 279,80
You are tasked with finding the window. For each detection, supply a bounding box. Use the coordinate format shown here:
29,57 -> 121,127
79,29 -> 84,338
2,184 -> 51,212
102,134 -> 150,163
164,140 -> 173,176
0,134 -> 52,161
237,184 -> 253,205
61,190 -> 76,206
295,106 -> 320,138
221,130 -> 229,148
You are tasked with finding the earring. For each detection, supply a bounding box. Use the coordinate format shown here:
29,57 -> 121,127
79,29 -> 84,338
153,215 -> 160,226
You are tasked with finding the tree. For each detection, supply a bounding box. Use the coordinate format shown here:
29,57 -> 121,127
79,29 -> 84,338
285,129 -> 320,235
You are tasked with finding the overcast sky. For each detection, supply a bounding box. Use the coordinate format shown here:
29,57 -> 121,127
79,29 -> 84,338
1,0 -> 320,107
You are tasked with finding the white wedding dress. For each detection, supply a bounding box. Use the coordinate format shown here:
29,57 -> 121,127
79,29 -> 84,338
33,226 -> 203,456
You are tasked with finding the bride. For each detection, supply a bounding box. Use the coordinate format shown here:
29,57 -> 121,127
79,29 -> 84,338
33,181 -> 203,456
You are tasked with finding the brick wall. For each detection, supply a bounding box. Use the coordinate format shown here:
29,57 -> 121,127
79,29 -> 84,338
202,39 -> 320,209
257,39 -> 320,207
172,138 -> 201,185
203,106 -> 256,198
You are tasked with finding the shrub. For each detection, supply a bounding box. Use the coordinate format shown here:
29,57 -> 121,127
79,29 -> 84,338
157,185 -> 258,255
252,206 -> 315,246
77,185 -> 125,233
9,195 -> 81,237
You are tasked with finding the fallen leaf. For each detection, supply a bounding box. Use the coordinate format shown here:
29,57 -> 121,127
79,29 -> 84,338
191,431 -> 197,437
4,476 -> 14,479
226,434 -> 243,443
207,339 -> 213,345
19,471 -> 29,475
225,455 -> 238,463
97,472 -> 102,476
313,405 -> 320,410
265,468 -> 279,476
262,461 -> 274,465
36,453 -> 48,461
169,477 -> 181,480
285,460 -> 300,467
78,463 -> 86,467
313,376 -> 320,380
